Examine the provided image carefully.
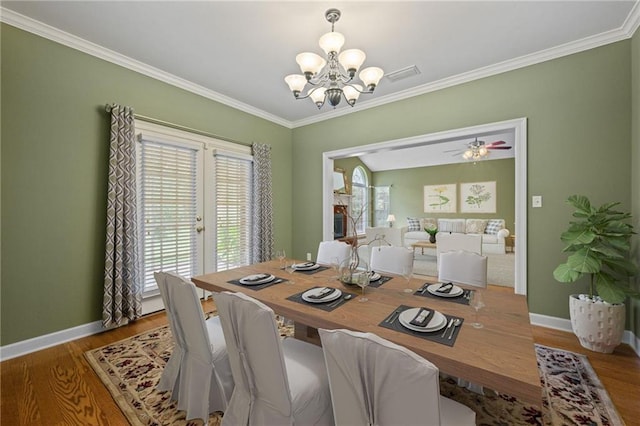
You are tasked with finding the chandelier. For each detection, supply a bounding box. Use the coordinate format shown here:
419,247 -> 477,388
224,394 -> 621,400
284,8 -> 384,109
463,140 -> 489,161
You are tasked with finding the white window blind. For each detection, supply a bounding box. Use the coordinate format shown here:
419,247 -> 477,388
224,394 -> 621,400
214,152 -> 253,271
138,139 -> 200,294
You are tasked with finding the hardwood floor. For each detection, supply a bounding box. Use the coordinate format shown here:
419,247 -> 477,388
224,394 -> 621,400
2,298 -> 639,425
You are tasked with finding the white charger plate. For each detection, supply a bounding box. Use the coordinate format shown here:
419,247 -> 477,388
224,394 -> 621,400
302,287 -> 342,303
293,262 -> 321,271
427,283 -> 464,298
398,308 -> 447,332
239,274 -> 275,286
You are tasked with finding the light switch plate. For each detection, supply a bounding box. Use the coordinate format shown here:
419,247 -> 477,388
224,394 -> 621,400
532,195 -> 542,208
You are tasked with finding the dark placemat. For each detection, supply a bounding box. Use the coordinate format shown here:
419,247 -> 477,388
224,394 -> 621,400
414,285 -> 473,306
286,287 -> 358,312
227,276 -> 288,291
378,304 -> 463,347
368,275 -> 393,288
294,265 -> 330,275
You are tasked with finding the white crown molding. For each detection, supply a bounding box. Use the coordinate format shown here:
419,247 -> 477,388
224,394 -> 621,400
2,4 -> 638,130
0,7 -> 292,129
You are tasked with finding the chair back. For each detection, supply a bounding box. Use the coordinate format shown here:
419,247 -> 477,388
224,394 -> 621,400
154,272 -> 186,395
214,291 -> 293,425
317,240 -> 351,265
319,328 -> 443,425
438,250 -> 488,288
436,232 -> 482,258
166,272 -> 232,418
369,246 -> 414,275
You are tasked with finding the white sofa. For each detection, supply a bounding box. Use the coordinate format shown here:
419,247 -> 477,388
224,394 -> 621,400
401,218 -> 510,254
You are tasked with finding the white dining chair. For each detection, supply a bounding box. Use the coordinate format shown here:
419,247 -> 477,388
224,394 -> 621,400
438,249 -> 488,288
369,245 -> 414,275
214,291 -> 334,426
316,239 -> 351,265
318,328 -> 476,426
154,272 -> 185,399
436,232 -> 482,266
163,272 -> 234,422
438,250 -> 488,394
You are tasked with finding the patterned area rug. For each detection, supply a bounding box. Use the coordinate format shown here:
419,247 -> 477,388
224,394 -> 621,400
85,317 -> 624,426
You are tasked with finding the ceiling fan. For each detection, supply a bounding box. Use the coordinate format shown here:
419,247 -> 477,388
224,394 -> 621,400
445,137 -> 512,160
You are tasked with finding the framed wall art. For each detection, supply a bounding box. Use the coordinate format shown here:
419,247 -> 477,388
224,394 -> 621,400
460,181 -> 496,213
423,184 -> 457,213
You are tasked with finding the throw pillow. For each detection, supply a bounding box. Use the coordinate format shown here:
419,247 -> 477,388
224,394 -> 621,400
466,219 -> 488,234
407,217 -> 421,232
438,219 -> 466,233
485,219 -> 504,235
420,217 -> 437,230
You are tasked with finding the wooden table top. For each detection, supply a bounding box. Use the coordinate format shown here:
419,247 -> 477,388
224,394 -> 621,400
192,260 -> 542,406
411,240 -> 437,248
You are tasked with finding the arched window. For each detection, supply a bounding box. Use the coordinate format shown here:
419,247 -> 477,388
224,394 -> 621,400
351,166 -> 369,235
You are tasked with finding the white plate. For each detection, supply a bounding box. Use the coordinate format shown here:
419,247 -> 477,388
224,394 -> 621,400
302,287 -> 342,303
293,262 -> 321,271
239,274 -> 275,286
398,308 -> 447,332
426,283 -> 464,298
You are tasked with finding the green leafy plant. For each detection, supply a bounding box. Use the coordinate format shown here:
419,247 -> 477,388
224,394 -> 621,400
553,195 -> 638,304
424,224 -> 438,236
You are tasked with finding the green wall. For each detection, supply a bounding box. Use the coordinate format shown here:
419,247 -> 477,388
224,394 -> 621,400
372,159 -> 515,230
291,40 -> 632,323
1,25 -> 292,345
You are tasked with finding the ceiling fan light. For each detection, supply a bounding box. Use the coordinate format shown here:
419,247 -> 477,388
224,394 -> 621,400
319,31 -> 345,54
308,87 -> 327,108
463,150 -> 473,160
338,49 -> 366,77
284,74 -> 307,96
296,52 -> 326,76
343,84 -> 362,106
359,67 -> 384,90
479,147 -> 488,156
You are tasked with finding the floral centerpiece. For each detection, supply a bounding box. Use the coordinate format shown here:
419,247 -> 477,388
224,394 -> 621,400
424,224 -> 438,243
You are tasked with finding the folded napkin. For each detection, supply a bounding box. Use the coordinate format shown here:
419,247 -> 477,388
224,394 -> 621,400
307,287 -> 335,300
244,274 -> 269,282
436,282 -> 454,294
409,307 -> 434,327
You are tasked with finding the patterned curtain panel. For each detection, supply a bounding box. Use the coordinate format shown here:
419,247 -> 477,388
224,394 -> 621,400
102,104 -> 141,328
251,143 -> 274,263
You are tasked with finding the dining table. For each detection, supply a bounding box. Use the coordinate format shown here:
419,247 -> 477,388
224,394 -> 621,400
192,259 -> 542,406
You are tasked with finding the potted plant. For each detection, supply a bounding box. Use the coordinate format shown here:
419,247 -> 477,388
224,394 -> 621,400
424,224 -> 438,243
553,195 -> 638,353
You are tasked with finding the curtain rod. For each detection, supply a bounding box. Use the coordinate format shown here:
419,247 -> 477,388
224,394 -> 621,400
105,104 -> 247,146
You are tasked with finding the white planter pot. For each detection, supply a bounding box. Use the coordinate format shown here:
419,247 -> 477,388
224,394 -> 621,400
569,294 -> 625,354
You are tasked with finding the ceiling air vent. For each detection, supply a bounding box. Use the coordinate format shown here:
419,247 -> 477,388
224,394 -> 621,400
385,65 -> 421,83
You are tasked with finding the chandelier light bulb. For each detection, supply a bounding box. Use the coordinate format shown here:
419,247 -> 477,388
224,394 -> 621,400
319,31 -> 345,55
338,49 -> 366,76
284,74 -> 308,96
359,67 -> 384,90
296,52 -> 326,77
308,87 -> 327,108
343,84 -> 362,105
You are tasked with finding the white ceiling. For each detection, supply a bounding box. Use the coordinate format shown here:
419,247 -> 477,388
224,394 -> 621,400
3,1 -> 638,130
2,1 -> 637,169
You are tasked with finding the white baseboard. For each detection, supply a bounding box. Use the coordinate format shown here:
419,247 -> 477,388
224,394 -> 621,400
0,320 -> 104,361
530,312 -> 640,357
2,312 -> 638,361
